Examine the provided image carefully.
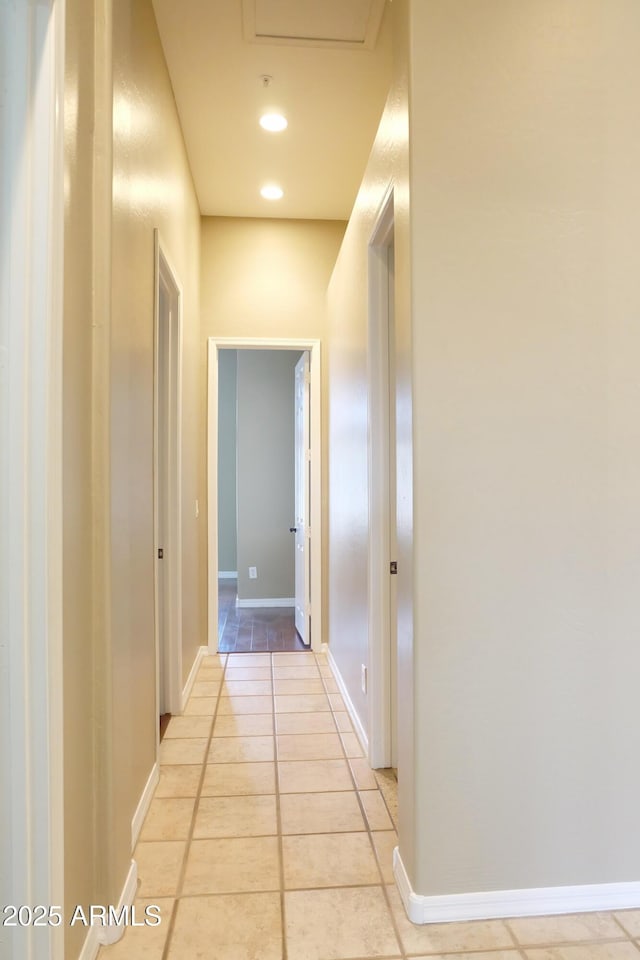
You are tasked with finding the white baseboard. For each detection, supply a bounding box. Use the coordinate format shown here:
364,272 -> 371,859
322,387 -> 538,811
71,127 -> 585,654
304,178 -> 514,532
218,570 -> 237,579
78,926 -> 100,960
131,762 -> 159,850
320,642 -> 329,654
393,847 -> 640,924
96,860 -> 138,945
235,597 -> 295,608
327,648 -> 369,756
181,645 -> 208,711
79,860 -> 138,953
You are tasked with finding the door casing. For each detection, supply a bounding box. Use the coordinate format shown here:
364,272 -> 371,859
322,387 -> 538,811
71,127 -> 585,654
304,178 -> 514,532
294,351 -> 311,644
207,337 -> 322,653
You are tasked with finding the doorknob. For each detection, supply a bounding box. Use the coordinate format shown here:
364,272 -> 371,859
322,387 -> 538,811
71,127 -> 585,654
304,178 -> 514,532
289,527 -> 297,533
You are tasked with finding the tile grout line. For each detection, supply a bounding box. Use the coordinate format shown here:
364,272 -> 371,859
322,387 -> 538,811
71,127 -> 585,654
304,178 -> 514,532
613,912 -> 640,943
318,650 -> 409,960
271,651 -> 289,960
503,919 -> 529,958
506,933 -> 638,951
159,652 -> 229,960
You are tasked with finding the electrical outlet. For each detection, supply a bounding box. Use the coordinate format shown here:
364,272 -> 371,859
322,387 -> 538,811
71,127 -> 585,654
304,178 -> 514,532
249,566 -> 257,580
361,664 -> 367,695
195,499 -> 199,519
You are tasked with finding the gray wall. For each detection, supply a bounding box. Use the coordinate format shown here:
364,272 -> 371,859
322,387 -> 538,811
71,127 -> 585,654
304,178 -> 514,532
236,350 -> 300,601
217,350 -> 237,572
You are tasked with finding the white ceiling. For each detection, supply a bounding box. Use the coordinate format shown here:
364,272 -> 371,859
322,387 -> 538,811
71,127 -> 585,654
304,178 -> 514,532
152,0 -> 393,220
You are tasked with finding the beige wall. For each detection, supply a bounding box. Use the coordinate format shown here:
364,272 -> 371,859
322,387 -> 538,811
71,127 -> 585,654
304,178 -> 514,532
200,217 -> 346,642
63,0 -> 110,954
330,0 -> 640,902
63,0 -> 202,952
409,0 -> 640,896
109,0 -> 202,898
236,350 -> 300,602
327,0 -> 415,877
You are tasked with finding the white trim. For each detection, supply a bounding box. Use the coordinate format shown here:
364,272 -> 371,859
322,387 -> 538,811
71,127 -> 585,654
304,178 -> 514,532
367,186 -> 396,769
78,859 -> 139,956
181,645 -> 208,711
153,231 -> 184,730
219,570 -> 238,579
207,337 -> 323,653
207,338 -> 220,653
0,2 -> 65,957
78,927 -> 100,960
96,860 -> 138,946
131,764 -> 159,850
393,848 -> 640,924
327,649 -> 369,756
236,597 -> 295,609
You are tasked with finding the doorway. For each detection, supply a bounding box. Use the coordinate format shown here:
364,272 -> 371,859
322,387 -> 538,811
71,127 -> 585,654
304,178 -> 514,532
216,347 -> 308,652
154,232 -> 183,730
208,338 -> 322,653
368,189 -> 398,769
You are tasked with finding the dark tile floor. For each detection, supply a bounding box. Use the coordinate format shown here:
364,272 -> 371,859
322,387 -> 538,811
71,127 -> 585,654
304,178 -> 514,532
218,578 -> 308,652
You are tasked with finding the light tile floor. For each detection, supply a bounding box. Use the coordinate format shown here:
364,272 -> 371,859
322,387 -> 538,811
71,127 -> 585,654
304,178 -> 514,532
99,651 -> 640,960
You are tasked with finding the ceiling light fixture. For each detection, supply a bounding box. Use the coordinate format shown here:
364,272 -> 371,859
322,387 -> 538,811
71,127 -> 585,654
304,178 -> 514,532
260,184 -> 284,201
260,112 -> 288,133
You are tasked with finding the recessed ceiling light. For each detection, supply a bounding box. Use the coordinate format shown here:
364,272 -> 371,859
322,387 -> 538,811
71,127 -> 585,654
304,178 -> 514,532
260,184 -> 283,200
260,113 -> 288,133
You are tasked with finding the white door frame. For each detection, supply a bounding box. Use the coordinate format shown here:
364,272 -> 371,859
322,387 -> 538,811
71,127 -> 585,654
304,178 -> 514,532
207,337 -> 322,653
0,1 -> 65,957
293,352 -> 311,645
367,187 -> 396,768
153,231 -> 184,725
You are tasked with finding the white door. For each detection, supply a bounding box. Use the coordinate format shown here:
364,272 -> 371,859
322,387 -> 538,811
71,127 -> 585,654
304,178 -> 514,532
367,192 -> 399,769
154,239 -> 183,719
294,352 -> 310,645
387,240 -> 398,769
157,279 -> 169,715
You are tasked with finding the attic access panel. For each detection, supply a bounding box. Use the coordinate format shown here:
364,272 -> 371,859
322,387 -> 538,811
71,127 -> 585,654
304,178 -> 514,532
243,0 -> 386,50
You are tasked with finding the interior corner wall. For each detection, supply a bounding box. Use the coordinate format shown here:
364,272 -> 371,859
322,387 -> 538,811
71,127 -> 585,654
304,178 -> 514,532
408,0 -> 640,897
200,217 -> 346,640
217,350 -> 238,572
108,0 -> 202,913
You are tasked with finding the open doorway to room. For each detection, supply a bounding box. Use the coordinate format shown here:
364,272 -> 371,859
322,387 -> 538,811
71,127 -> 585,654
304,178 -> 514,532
208,338 -> 323,654
368,189 -> 399,773
216,347 -> 306,652
153,232 -> 184,739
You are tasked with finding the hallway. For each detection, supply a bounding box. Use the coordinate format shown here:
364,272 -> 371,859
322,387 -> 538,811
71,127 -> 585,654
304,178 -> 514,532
98,650 -> 640,960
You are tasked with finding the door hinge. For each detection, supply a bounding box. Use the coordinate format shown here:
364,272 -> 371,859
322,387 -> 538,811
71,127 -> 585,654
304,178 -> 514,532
158,548 -> 164,559
390,561 -> 397,575
305,449 -> 312,462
